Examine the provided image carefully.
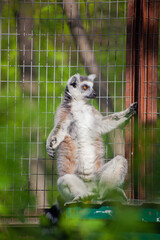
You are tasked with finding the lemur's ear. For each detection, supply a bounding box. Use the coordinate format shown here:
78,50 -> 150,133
70,76 -> 77,88
70,74 -> 80,88
88,74 -> 96,82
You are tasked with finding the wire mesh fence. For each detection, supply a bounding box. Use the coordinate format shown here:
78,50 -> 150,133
0,0 -> 159,219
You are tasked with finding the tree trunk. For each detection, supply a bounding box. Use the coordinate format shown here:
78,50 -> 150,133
16,0 -> 37,95
16,1 -> 47,208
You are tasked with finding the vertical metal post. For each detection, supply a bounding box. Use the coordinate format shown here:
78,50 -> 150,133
125,0 -> 159,200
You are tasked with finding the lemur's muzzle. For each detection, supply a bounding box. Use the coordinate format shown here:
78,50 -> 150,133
87,90 -> 97,99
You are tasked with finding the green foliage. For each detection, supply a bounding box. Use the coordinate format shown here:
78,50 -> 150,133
1,203 -> 158,240
0,95 -> 37,216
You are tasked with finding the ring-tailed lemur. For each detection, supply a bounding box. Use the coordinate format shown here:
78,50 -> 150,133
46,73 -> 137,202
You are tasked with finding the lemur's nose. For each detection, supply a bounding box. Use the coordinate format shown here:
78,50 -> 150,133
93,91 -> 96,98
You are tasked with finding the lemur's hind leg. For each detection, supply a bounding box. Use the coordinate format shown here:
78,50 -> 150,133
57,174 -> 91,202
97,155 -> 128,199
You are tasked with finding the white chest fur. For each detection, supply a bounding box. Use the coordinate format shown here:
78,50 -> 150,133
71,101 -> 94,132
71,101 -> 97,180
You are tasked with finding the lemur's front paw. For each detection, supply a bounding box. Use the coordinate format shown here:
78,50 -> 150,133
46,145 -> 56,158
51,136 -> 57,148
46,137 -> 58,158
126,102 -> 137,118
130,102 -> 138,114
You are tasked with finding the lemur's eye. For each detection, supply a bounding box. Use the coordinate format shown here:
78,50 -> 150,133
83,85 -> 88,90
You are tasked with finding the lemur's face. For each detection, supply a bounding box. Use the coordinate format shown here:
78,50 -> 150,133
67,74 -> 96,101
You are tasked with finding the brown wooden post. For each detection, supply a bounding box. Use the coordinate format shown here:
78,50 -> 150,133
125,0 -> 159,200
145,0 -> 159,200
125,0 -> 137,200
147,0 -> 159,124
